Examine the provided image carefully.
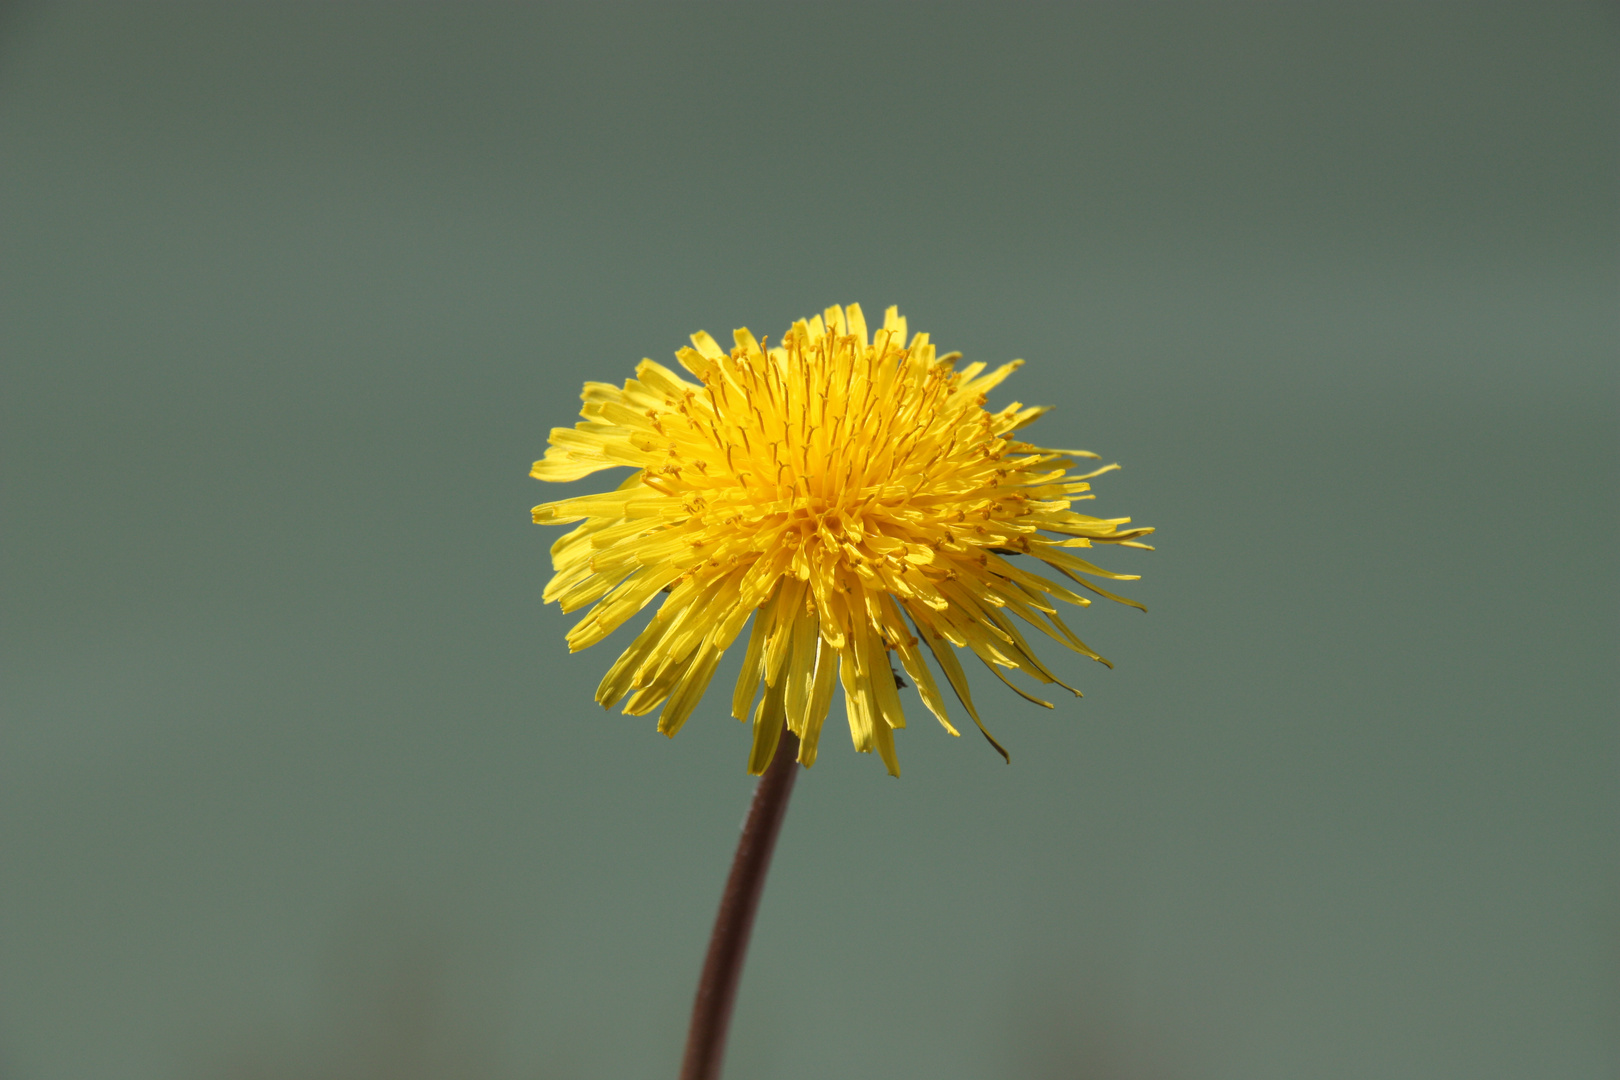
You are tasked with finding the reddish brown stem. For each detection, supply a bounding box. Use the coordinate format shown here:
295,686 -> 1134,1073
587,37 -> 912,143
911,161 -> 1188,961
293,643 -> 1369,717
678,727 -> 800,1080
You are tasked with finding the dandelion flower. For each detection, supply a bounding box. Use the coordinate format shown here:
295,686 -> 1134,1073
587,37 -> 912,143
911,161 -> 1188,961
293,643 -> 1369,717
531,304 -> 1152,776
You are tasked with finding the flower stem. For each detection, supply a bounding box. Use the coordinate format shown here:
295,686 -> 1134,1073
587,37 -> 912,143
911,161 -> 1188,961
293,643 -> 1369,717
679,725 -> 800,1080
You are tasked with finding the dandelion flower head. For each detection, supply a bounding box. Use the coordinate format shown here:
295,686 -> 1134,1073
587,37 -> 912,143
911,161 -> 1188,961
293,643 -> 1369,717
531,304 -> 1152,776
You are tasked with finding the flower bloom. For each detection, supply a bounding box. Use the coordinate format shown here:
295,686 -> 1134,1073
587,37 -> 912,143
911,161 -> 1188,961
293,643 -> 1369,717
532,304 -> 1152,776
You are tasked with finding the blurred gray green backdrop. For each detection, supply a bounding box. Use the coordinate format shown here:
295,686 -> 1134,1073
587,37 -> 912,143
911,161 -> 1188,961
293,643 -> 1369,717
2,3 -> 1615,1078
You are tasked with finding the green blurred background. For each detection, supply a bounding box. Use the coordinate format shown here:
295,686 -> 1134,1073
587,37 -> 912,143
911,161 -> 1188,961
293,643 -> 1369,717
2,3 -> 1614,1078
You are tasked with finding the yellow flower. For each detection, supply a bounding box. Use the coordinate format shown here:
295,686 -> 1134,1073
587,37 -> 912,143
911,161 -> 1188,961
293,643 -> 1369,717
531,304 -> 1152,776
